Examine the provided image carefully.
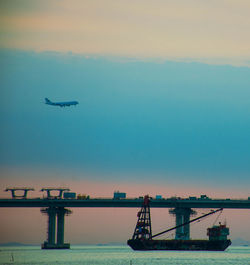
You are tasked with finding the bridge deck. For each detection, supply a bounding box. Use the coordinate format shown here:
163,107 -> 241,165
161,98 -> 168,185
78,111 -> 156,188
0,198 -> 250,209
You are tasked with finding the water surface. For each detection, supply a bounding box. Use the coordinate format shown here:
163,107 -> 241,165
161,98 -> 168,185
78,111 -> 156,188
0,245 -> 249,265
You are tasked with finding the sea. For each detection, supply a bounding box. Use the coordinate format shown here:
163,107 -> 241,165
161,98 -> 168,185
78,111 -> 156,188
0,245 -> 250,265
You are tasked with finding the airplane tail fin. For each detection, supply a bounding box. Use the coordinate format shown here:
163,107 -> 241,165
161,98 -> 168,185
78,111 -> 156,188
45,98 -> 51,103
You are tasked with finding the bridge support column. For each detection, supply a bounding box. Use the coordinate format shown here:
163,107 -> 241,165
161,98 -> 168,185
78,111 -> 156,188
41,207 -> 71,249
5,188 -> 34,199
56,207 -> 71,248
169,208 -> 196,240
48,207 -> 56,245
57,208 -> 65,245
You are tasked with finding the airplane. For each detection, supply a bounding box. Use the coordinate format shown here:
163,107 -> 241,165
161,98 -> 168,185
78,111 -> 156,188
45,98 -> 79,107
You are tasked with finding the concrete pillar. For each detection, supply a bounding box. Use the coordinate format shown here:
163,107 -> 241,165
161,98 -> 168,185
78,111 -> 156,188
48,207 -> 57,245
11,190 -> 16,198
41,207 -> 71,249
23,190 -> 28,198
57,208 -> 65,245
169,208 -> 196,240
58,190 -> 64,199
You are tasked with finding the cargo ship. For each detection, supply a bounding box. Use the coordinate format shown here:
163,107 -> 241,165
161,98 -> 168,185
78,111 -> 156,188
127,195 -> 231,251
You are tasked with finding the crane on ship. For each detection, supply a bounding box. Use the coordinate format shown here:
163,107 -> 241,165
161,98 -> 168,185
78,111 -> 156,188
128,195 -> 231,251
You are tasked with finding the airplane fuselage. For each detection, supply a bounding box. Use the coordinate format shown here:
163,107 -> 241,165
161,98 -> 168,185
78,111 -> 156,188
45,98 -> 79,107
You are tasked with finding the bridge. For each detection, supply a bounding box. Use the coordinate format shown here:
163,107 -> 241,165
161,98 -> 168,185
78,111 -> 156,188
1,197 -> 250,208
1,195 -> 250,249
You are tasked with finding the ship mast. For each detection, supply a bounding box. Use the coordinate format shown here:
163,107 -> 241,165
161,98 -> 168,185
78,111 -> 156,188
132,195 -> 152,240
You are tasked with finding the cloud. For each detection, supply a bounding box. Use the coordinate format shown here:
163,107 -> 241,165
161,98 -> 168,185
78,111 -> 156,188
0,1 -> 250,66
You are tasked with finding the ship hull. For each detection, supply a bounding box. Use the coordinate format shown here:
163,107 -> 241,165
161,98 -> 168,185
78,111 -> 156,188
127,239 -> 231,251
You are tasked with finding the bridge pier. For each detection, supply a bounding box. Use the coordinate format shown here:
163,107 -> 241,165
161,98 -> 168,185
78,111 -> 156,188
5,188 -> 34,199
169,207 -> 196,240
48,207 -> 56,245
40,188 -> 70,199
41,207 -> 71,249
57,207 -> 71,248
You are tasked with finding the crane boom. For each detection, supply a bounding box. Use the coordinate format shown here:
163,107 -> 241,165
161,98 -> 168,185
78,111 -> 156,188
150,208 -> 223,239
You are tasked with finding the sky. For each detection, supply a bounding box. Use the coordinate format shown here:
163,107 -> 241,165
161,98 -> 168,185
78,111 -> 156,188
0,0 -> 250,244
1,0 -> 250,66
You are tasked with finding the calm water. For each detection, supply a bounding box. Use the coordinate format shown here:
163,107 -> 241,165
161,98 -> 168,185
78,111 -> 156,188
0,245 -> 250,265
